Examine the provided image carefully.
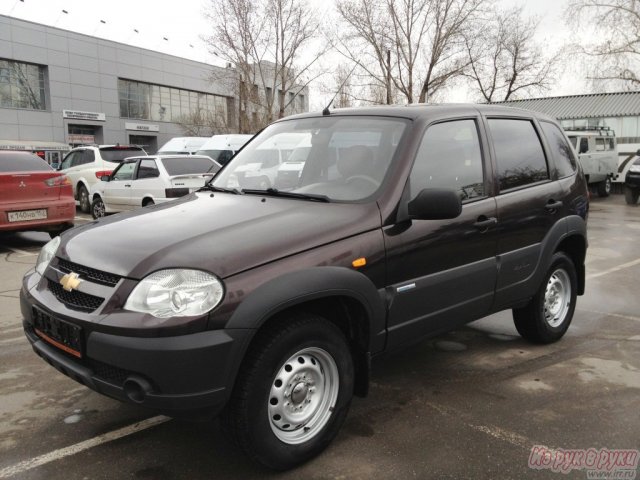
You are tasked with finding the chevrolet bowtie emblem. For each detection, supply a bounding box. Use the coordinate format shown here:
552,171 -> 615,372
60,272 -> 82,292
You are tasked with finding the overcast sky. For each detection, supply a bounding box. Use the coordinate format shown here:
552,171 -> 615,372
1,0 -> 588,107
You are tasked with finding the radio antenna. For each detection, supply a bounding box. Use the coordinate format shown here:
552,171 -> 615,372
322,62 -> 359,116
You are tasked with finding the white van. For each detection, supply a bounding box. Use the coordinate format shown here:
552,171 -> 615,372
565,127 -> 618,197
158,137 -> 210,155
196,134 -> 253,166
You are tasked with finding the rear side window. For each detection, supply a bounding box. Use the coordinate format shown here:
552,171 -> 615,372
540,122 -> 577,178
100,147 -> 145,162
137,159 -> 160,179
81,149 -> 95,165
161,157 -> 220,176
488,119 -> 549,191
0,152 -> 52,172
410,119 -> 485,201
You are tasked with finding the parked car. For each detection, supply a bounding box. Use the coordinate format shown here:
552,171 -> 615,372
157,137 -> 209,155
90,155 -> 221,218
0,151 -> 74,238
22,105 -> 588,470
58,145 -> 147,213
624,155 -> 640,205
196,134 -> 253,166
565,127 -> 617,197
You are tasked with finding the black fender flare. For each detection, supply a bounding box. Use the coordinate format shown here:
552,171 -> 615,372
226,266 -> 385,349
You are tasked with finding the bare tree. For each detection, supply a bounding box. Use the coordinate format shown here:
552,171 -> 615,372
335,0 -> 486,104
204,0 -> 322,132
567,0 -> 640,89
174,106 -> 233,136
464,6 -> 561,102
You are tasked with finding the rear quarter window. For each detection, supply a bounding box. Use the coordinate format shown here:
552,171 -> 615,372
488,119 -> 549,191
540,122 -> 577,178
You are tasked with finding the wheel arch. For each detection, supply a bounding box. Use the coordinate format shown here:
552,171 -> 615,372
224,267 -> 386,397
554,234 -> 587,295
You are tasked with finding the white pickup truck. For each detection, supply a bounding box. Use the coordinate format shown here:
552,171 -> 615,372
565,127 -> 618,197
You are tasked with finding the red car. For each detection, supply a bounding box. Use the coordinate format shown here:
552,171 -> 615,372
0,151 -> 75,238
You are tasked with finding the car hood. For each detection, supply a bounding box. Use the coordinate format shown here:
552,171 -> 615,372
59,192 -> 381,279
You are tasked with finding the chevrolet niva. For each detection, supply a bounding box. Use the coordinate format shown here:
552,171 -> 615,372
21,105 -> 588,470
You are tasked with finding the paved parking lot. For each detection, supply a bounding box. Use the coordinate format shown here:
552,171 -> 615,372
1,198 -> 639,480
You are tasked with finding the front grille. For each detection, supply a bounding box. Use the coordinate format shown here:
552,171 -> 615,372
48,279 -> 105,313
57,258 -> 121,287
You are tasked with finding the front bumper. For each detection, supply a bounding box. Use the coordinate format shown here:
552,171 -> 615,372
21,271 -> 251,416
625,172 -> 640,189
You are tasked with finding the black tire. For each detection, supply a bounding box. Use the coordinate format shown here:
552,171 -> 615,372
596,177 -> 611,197
222,313 -> 354,470
48,224 -> 71,239
78,184 -> 90,213
91,196 -> 106,219
625,186 -> 639,205
513,252 -> 577,344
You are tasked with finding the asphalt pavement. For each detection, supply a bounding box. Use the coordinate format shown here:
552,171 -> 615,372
0,199 -> 638,480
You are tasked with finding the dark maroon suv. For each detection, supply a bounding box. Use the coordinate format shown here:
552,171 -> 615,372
21,105 -> 588,470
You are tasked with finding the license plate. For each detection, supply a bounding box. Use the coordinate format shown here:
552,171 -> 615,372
32,307 -> 82,358
8,209 -> 47,222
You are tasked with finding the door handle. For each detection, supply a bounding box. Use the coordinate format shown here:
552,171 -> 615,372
545,200 -> 563,211
124,184 -> 131,187
473,216 -> 497,230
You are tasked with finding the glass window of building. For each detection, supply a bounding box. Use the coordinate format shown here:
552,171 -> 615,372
0,58 -> 46,110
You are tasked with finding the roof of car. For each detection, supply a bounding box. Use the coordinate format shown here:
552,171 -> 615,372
281,103 -> 557,123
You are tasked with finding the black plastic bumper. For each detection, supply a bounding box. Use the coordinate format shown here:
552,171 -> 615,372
21,283 -> 251,416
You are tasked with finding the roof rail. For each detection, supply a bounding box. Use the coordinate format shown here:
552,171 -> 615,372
563,126 -> 615,136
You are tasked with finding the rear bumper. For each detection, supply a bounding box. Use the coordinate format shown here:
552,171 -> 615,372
0,198 -> 75,232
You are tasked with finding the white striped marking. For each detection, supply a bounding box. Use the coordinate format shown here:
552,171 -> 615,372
0,415 -> 170,479
587,258 -> 640,280
5,247 -> 37,257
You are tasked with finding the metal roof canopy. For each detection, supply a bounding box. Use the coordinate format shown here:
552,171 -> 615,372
0,140 -> 70,151
492,91 -> 640,120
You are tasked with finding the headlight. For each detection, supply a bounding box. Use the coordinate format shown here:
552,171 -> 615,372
124,269 -> 224,318
35,236 -> 61,275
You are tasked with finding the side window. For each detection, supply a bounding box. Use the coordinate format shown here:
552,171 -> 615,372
410,119 -> 485,201
579,137 -> 589,154
540,122 -> 577,178
218,150 -> 233,166
60,152 -> 75,170
137,159 -> 160,179
595,138 -> 606,151
81,149 -> 95,165
488,119 -> 549,192
112,162 -> 136,181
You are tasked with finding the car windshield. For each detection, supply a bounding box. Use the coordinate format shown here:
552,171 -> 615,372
162,157 -> 220,175
212,116 -> 408,201
100,147 -> 145,162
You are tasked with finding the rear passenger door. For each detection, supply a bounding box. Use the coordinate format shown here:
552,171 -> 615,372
385,118 -> 499,346
485,117 -> 565,310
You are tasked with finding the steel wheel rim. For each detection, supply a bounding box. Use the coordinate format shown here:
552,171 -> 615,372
544,268 -> 571,327
605,179 -> 611,194
93,200 -> 105,218
268,347 -> 339,445
80,188 -> 89,209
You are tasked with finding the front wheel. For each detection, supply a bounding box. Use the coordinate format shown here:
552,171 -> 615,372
222,313 -> 354,470
513,252 -> 577,344
597,177 -> 611,197
91,196 -> 106,219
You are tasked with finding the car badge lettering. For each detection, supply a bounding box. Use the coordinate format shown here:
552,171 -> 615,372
60,272 -> 82,292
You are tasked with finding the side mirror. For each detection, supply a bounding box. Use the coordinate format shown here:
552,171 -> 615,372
636,149 -> 640,156
100,175 -> 111,182
408,188 -> 462,220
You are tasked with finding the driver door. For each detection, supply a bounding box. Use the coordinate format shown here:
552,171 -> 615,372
103,161 -> 137,210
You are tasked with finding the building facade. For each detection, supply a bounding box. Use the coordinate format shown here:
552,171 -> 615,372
0,15 -> 309,160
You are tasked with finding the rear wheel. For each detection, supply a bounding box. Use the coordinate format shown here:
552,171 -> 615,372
597,177 -> 611,197
91,196 -> 106,219
513,252 -> 577,344
78,184 -> 90,213
222,313 -> 354,470
625,186 -> 639,205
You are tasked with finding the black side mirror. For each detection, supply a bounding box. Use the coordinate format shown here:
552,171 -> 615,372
408,188 -> 462,220
100,175 -> 111,182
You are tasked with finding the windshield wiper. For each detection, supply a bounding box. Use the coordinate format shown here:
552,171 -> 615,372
198,184 -> 243,195
242,188 -> 330,203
